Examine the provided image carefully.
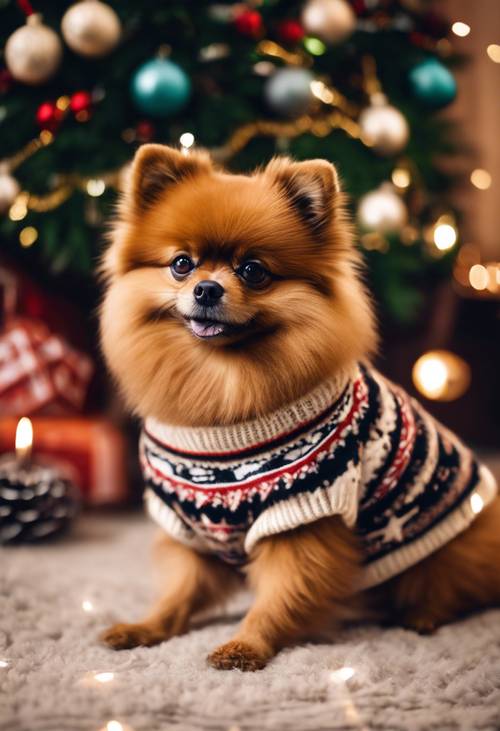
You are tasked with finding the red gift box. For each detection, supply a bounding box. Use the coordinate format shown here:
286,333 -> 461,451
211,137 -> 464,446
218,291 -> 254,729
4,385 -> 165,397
0,417 -> 129,505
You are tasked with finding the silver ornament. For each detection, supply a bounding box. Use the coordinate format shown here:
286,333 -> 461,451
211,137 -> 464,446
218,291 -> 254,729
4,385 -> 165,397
357,183 -> 407,233
264,67 -> 314,118
61,0 -> 121,58
302,0 -> 356,45
359,99 -> 409,156
0,170 -> 21,215
5,14 -> 62,86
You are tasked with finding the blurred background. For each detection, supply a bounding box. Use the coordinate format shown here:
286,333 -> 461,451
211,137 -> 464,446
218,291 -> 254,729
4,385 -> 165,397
0,0 -> 499,522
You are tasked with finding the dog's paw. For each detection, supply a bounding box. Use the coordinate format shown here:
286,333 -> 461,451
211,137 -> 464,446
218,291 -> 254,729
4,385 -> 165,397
400,612 -> 438,635
100,622 -> 165,650
207,640 -> 269,671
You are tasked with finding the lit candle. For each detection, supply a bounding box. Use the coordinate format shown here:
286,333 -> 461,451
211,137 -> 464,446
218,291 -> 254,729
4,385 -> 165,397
0,418 -> 80,544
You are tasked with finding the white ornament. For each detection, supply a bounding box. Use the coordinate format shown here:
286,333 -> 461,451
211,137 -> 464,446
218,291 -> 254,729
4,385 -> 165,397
0,169 -> 21,215
264,67 -> 314,118
357,183 -> 407,233
5,14 -> 62,86
359,98 -> 409,156
61,0 -> 121,58
302,0 -> 356,45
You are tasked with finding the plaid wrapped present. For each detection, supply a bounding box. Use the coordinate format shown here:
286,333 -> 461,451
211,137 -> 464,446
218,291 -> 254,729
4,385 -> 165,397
0,319 -> 94,416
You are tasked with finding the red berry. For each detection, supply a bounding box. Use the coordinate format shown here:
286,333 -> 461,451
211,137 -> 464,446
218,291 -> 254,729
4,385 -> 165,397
36,101 -> 63,131
70,90 -> 92,114
234,9 -> 263,38
277,19 -> 304,45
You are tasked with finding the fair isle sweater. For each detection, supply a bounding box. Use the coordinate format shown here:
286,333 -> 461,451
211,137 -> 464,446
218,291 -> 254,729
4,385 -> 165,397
140,364 -> 497,589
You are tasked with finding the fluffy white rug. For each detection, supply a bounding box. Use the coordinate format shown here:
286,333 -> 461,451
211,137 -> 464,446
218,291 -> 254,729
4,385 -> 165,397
1,512 -> 500,731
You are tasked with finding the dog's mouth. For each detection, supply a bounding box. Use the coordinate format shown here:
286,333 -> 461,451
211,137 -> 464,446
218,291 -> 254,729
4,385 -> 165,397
185,317 -> 247,339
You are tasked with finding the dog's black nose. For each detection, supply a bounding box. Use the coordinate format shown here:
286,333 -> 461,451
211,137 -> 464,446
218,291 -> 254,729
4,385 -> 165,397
193,280 -> 224,306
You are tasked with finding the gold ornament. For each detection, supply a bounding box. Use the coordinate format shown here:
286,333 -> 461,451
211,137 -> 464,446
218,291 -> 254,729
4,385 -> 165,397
357,183 -> 407,233
5,14 -> 62,85
359,97 -> 409,156
61,0 -> 121,58
302,0 -> 356,45
0,169 -> 21,214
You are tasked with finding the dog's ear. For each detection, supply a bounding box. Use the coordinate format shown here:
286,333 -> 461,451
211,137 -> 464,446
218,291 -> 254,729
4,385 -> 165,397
127,144 -> 212,212
265,157 -> 340,232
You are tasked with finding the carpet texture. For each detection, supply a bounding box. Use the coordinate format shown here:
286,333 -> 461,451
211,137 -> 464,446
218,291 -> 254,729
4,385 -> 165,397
1,512 -> 500,731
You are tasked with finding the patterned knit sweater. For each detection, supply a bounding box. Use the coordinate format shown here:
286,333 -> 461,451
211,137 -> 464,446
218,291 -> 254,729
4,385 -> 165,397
141,364 -> 497,589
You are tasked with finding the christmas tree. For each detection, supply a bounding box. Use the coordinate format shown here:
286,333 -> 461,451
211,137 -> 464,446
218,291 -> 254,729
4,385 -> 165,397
1,0 -> 462,324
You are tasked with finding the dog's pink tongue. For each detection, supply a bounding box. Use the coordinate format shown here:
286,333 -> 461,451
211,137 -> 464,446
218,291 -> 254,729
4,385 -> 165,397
190,320 -> 224,337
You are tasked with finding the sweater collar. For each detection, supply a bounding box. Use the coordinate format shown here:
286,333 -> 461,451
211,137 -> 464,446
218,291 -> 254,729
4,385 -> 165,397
143,365 -> 357,456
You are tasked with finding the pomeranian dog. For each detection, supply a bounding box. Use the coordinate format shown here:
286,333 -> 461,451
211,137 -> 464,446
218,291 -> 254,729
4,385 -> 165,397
99,144 -> 499,670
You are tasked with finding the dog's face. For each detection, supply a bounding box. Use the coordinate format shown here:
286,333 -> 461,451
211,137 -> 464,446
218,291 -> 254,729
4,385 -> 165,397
100,145 -> 376,425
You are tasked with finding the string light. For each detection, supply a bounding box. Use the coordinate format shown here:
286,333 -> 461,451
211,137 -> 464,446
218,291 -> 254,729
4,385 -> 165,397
19,226 -> 38,247
451,22 -> 470,37
303,37 -> 326,56
0,659 -> 10,668
412,351 -> 470,401
94,671 -> 114,683
82,599 -> 94,612
470,492 -> 485,514
470,169 -> 492,190
86,179 -> 106,197
391,168 -> 411,189
433,219 -> 457,251
486,44 -> 500,63
179,132 -> 195,152
331,666 -> 355,683
56,95 -> 71,111
9,193 -> 28,221
106,722 -> 123,731
469,264 -> 489,290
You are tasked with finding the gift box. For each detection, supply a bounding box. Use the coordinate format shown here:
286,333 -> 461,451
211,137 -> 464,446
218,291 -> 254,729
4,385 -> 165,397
0,417 -> 129,505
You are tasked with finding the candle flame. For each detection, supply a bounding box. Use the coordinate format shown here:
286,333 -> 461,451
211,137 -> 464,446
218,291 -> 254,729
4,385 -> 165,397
15,417 -> 33,461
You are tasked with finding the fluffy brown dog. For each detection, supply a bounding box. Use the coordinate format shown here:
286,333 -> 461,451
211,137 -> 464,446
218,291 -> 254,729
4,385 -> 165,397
100,144 -> 499,670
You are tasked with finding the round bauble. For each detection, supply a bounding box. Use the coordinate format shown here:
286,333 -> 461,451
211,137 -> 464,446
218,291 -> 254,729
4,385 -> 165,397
5,14 -> 62,85
359,100 -> 409,156
70,90 -> 93,114
357,184 -> 407,233
277,19 -> 305,45
36,101 -> 64,132
0,171 -> 20,214
130,58 -> 191,118
264,67 -> 314,117
234,9 -> 263,38
61,0 -> 121,58
301,0 -> 356,44
408,58 -> 457,108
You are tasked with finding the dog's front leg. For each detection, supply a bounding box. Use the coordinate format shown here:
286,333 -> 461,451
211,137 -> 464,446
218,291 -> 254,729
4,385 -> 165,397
101,533 -> 240,650
208,516 -> 361,671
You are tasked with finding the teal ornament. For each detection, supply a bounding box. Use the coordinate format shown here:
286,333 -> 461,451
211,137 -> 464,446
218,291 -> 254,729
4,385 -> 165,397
130,58 -> 191,117
264,67 -> 314,118
408,58 -> 457,108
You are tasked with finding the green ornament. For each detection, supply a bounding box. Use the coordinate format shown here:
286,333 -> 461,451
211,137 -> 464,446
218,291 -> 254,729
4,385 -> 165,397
130,58 -> 191,117
408,58 -> 457,108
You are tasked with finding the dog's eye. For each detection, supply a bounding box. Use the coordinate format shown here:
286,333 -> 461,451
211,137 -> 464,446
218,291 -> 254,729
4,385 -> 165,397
171,255 -> 194,278
238,261 -> 270,287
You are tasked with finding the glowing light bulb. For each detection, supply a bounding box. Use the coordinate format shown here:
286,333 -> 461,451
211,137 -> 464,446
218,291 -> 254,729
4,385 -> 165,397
487,44 -> 500,63
303,37 -> 326,56
470,169 -> 492,190
451,22 -> 470,37
331,666 -> 355,683
0,659 -> 10,668
412,351 -> 470,402
107,722 -> 123,731
433,223 -> 457,251
470,493 -> 484,515
86,179 -> 106,197
82,600 -> 94,612
469,264 -> 489,290
179,132 -> 194,148
94,671 -> 114,683
19,226 -> 38,248
391,168 -> 411,189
